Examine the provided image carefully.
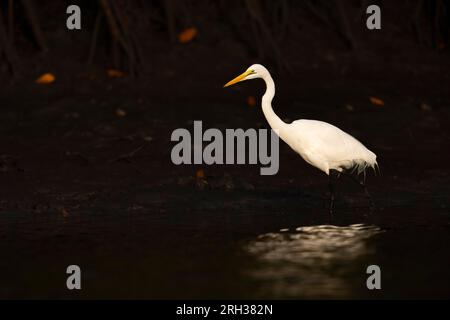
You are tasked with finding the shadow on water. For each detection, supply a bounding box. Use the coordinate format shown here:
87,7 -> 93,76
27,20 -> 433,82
245,224 -> 383,299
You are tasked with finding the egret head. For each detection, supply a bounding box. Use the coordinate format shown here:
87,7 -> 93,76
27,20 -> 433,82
223,64 -> 269,88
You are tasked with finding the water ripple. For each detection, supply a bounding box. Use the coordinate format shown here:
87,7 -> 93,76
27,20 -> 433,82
245,224 -> 384,298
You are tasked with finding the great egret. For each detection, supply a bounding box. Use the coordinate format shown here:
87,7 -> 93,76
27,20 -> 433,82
224,64 -> 378,213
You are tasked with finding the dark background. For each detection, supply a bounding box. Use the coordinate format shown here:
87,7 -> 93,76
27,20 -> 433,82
0,0 -> 449,299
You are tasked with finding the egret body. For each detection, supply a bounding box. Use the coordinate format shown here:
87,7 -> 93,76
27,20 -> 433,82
224,64 -> 378,212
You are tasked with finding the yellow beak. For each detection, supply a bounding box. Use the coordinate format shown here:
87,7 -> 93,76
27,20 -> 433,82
223,70 -> 252,88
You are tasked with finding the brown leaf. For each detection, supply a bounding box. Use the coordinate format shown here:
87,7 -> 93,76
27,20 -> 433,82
107,69 -> 125,78
115,108 -> 126,117
178,27 -> 198,44
246,95 -> 256,107
196,169 -> 205,179
36,73 -> 55,84
369,96 -> 385,106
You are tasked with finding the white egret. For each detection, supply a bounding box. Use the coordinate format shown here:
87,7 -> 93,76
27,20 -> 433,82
224,64 -> 378,213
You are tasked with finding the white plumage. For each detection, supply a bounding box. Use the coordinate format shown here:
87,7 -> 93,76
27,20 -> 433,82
282,119 -> 377,175
224,63 -> 377,177
224,64 -> 378,211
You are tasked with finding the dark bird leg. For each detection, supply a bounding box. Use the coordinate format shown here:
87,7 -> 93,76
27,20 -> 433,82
328,170 -> 341,214
328,173 -> 335,214
344,172 -> 375,210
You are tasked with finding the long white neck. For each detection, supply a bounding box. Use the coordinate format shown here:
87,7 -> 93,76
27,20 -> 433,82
261,74 -> 286,131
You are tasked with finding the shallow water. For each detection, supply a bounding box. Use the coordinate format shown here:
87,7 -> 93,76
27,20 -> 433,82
1,186 -> 449,299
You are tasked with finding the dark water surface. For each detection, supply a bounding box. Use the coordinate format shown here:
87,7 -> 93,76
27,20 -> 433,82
1,186 -> 449,299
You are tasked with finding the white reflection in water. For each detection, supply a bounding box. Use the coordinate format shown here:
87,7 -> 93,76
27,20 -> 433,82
246,224 -> 383,298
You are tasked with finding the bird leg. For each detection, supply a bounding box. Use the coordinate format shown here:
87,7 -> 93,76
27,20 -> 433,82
328,170 -> 340,214
344,173 -> 375,210
328,174 -> 335,214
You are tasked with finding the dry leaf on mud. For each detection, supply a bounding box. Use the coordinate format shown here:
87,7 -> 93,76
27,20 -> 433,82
36,73 -> 55,84
369,96 -> 385,106
246,96 -> 256,107
116,108 -> 126,117
196,169 -> 205,179
178,27 -> 198,43
107,69 -> 125,78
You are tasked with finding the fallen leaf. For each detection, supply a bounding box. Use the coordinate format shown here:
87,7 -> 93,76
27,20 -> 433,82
369,96 -> 385,106
246,95 -> 256,107
36,73 -> 55,84
107,69 -> 125,78
196,169 -> 205,179
178,27 -> 198,43
116,108 -> 126,117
